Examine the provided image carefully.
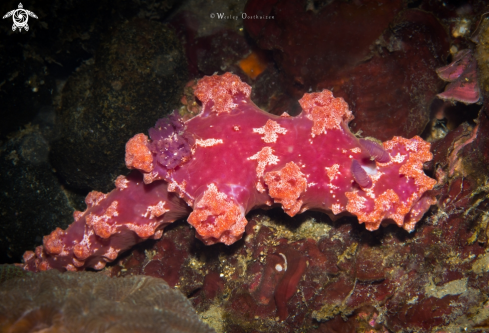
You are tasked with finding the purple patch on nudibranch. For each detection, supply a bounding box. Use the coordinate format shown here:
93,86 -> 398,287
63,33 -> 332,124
148,112 -> 194,169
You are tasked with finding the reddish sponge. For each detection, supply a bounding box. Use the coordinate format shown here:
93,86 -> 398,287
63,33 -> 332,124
23,73 -> 437,272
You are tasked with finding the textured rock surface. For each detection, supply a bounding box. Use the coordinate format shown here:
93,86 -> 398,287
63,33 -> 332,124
244,2 -> 450,141
51,18 -> 188,192
244,0 -> 404,91
0,124 -> 81,264
0,270 -> 215,333
0,264 -> 31,285
476,14 -> 489,95
319,10 -> 450,141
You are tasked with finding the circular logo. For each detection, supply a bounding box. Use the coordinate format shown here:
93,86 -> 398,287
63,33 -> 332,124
14,10 -> 27,25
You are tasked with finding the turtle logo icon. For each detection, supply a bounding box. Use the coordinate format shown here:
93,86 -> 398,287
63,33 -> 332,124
3,3 -> 38,32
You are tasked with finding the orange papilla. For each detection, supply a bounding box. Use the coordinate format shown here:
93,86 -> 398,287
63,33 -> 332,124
383,136 -> 437,192
115,175 -> 129,190
72,257 -> 85,268
125,133 -> 153,172
126,222 -> 160,238
86,201 -> 119,239
38,261 -> 50,271
87,215 -> 112,239
398,137 -> 437,192
238,51 -> 267,80
73,210 -> 84,221
264,162 -> 307,216
345,192 -> 378,224
43,227 -> 65,255
298,90 -> 353,136
346,189 -> 409,230
85,190 -> 106,208
74,244 -> 90,261
187,184 -> 246,242
22,251 -> 35,263
194,72 -> 251,114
